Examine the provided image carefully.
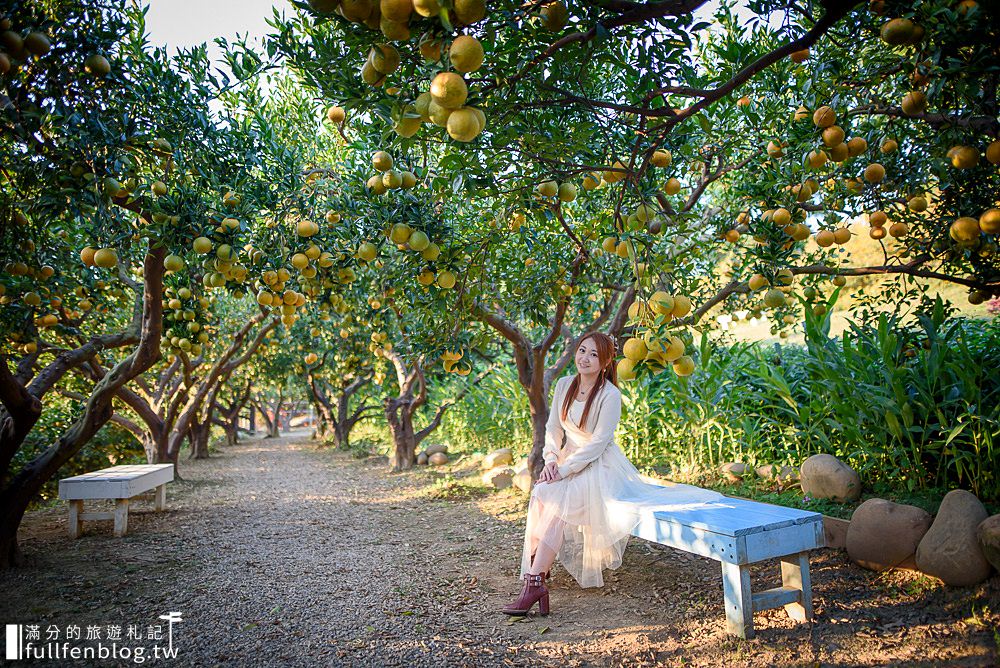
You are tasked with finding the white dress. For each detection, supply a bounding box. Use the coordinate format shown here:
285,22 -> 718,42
520,375 -> 725,588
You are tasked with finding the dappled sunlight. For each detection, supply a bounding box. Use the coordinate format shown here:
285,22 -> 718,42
3,0 -> 998,664
6,432 -> 997,667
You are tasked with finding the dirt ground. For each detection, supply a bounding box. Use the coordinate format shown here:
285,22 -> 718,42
2,430 -> 998,667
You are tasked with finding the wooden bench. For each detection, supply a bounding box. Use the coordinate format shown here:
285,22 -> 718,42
58,464 -> 174,538
628,493 -> 824,639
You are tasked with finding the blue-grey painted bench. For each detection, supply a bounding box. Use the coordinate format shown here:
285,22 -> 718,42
629,494 -> 824,638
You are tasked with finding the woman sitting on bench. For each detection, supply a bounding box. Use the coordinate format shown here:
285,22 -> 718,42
503,331 -> 722,616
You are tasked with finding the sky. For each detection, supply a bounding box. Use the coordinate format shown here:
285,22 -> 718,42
144,0 -> 291,56
143,0 -> 768,56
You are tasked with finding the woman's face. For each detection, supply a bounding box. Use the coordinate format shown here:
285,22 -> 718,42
575,338 -> 601,376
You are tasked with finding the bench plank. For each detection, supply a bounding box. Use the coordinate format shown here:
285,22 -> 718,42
751,586 -> 801,612
744,519 -> 825,563
632,512 -> 742,563
649,499 -> 820,537
59,464 -> 173,500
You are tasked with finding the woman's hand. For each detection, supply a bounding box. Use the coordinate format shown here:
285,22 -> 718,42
537,462 -> 562,483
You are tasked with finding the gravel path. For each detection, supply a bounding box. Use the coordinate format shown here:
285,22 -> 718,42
3,431 -> 542,667
3,430 -> 998,667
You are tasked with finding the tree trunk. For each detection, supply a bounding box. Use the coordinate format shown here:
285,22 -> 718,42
0,483 -> 32,567
386,398 -> 418,471
258,395 -> 282,438
145,426 -> 169,465
392,432 -> 416,470
307,374 -> 376,450
256,401 -> 274,436
471,284 -> 635,486
527,387 -> 550,479
188,421 -> 211,459
0,375 -> 124,567
223,417 -> 238,447
332,415 -> 357,450
312,401 -> 333,442
0,398 -> 42,485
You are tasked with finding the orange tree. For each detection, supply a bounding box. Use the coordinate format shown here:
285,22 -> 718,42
273,307 -> 384,448
106,299 -> 279,465
270,0 -> 998,479
269,183 -> 504,467
0,2 -> 311,567
697,2 -> 999,325
305,338 -> 383,449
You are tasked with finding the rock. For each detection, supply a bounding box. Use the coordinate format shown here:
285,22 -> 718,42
823,516 -> 850,550
977,515 -> 1000,572
512,462 -> 531,493
755,464 -> 780,479
482,448 -> 513,470
915,489 -> 992,586
754,464 -> 798,483
777,466 -> 799,483
416,452 -> 428,466
428,452 -> 449,466
846,498 -> 932,571
719,462 -> 746,482
482,466 -> 514,490
425,443 -> 448,456
800,454 -> 861,502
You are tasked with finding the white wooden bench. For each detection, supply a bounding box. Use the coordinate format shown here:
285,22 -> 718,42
628,494 -> 824,639
58,464 -> 174,538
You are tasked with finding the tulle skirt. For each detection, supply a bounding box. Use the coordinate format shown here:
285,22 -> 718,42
520,443 -> 725,588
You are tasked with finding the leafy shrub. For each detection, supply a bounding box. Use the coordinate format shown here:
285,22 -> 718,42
440,302 -> 1000,500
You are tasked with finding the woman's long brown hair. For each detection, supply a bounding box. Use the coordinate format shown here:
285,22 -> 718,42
560,332 -> 618,428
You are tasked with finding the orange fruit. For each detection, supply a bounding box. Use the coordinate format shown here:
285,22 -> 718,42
812,106 -> 836,128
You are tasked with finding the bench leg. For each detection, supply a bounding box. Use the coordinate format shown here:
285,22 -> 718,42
154,483 -> 166,511
68,500 -> 83,539
113,499 -> 130,537
780,551 -> 813,623
721,562 -> 753,639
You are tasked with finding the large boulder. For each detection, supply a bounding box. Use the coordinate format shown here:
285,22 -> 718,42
846,498 -> 932,571
823,516 -> 850,550
719,462 -> 746,483
915,489 -> 992,586
977,515 -> 1000,572
482,466 -> 514,490
428,452 -> 449,466
425,443 -> 448,456
482,448 -> 513,470
800,454 -> 861,502
416,452 -> 428,466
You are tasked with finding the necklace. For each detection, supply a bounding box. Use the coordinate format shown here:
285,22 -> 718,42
576,381 -> 596,398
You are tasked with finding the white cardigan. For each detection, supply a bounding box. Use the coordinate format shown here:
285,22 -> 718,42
541,375 -> 623,479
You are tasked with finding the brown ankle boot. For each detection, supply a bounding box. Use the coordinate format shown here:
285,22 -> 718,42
502,573 -> 549,616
